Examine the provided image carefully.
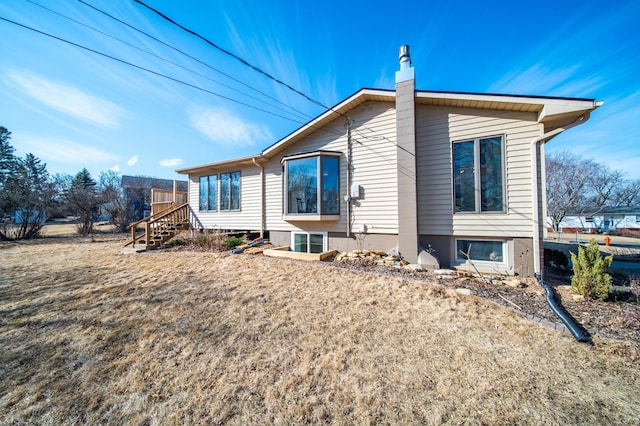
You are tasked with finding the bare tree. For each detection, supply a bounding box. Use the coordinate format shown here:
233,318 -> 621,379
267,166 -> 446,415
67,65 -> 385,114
65,168 -> 99,235
612,178 -> 640,206
545,151 -> 592,231
99,170 -> 129,232
546,150 -> 640,232
585,165 -> 624,209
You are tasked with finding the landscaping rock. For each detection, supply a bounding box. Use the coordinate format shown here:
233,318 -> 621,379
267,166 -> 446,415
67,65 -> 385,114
434,269 -> 455,275
404,264 -> 423,272
456,288 -> 472,296
504,278 -> 524,288
417,250 -> 440,269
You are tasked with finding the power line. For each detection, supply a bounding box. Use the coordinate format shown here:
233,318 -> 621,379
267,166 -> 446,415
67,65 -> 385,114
77,0 -> 313,121
27,0 -> 310,122
0,15 -> 305,123
134,0 -> 331,111
132,0 -> 374,140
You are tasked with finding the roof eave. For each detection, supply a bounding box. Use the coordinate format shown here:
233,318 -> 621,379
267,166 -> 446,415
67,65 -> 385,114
175,154 -> 265,175
261,88 -> 395,158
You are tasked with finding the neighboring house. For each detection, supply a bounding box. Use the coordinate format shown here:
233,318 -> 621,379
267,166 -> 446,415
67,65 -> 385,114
121,175 -> 188,220
14,208 -> 46,225
549,206 -> 640,235
177,46 -> 601,277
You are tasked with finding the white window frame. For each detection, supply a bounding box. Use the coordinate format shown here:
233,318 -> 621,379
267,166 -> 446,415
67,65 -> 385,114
454,238 -> 508,268
452,135 -> 506,214
290,231 -> 328,254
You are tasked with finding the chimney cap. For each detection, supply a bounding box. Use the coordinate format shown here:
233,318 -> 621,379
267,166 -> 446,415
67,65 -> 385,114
399,45 -> 410,62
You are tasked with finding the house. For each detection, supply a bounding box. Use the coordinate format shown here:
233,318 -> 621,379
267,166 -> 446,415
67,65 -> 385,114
550,206 -> 640,236
176,46 -> 601,277
120,175 -> 188,220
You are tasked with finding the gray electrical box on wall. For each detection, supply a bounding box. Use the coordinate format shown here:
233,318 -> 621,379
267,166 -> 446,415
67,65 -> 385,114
350,184 -> 362,199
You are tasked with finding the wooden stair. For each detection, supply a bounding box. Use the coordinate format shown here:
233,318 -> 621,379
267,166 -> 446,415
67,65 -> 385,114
123,203 -> 189,252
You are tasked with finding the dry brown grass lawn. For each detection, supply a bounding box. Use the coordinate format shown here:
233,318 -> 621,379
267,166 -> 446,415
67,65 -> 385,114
1,235 -> 639,425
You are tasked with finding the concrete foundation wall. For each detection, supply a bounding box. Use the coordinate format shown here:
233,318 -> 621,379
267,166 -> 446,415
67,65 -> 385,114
419,234 -> 535,277
270,230 -> 398,254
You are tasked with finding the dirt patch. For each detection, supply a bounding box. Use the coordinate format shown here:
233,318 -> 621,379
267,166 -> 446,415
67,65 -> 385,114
1,237 -> 639,424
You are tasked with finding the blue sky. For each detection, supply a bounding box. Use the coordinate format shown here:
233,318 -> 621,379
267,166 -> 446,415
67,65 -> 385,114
1,0 -> 639,181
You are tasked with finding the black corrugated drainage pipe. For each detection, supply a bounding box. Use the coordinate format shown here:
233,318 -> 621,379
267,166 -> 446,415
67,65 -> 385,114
536,273 -> 591,343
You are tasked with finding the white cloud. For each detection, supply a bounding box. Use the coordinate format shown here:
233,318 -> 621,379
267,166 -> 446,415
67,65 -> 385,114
127,155 -> 139,166
16,136 -> 117,164
159,158 -> 183,167
110,165 -> 121,172
6,70 -> 124,128
190,107 -> 272,147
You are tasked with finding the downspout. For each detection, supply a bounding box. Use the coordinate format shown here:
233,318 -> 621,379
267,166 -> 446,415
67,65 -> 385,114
252,157 -> 265,239
530,113 -> 590,276
530,113 -> 591,342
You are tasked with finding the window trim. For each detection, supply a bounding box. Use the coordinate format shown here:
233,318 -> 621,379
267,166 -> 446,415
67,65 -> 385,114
454,238 -> 508,267
452,134 -> 506,214
282,151 -> 341,222
219,171 -> 241,212
291,231 -> 328,254
198,174 -> 218,212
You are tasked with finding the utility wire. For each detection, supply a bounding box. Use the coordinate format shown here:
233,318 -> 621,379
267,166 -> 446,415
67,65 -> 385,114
82,1 -> 399,149
0,15 -> 305,123
132,0 -> 381,142
77,0 -> 313,121
133,0 -> 404,148
27,0 -> 308,122
134,0 -> 331,111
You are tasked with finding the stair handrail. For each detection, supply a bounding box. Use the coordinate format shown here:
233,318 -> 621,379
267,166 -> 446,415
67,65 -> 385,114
125,203 -> 189,248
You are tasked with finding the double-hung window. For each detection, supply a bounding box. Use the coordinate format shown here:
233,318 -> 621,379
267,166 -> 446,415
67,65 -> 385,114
453,135 -> 505,213
220,171 -> 241,211
283,152 -> 340,220
199,175 -> 217,211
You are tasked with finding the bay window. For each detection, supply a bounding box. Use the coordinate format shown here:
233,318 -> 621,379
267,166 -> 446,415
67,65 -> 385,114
283,152 -> 340,219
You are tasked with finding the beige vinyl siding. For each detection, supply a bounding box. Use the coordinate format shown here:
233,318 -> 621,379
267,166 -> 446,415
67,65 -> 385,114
264,101 -> 399,234
416,105 -> 542,238
188,166 -> 262,230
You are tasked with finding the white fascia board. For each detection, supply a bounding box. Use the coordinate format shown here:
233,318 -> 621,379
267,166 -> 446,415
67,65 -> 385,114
538,99 -> 601,122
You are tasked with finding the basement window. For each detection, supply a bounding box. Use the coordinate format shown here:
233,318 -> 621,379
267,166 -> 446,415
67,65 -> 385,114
456,239 -> 505,264
292,232 -> 327,254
